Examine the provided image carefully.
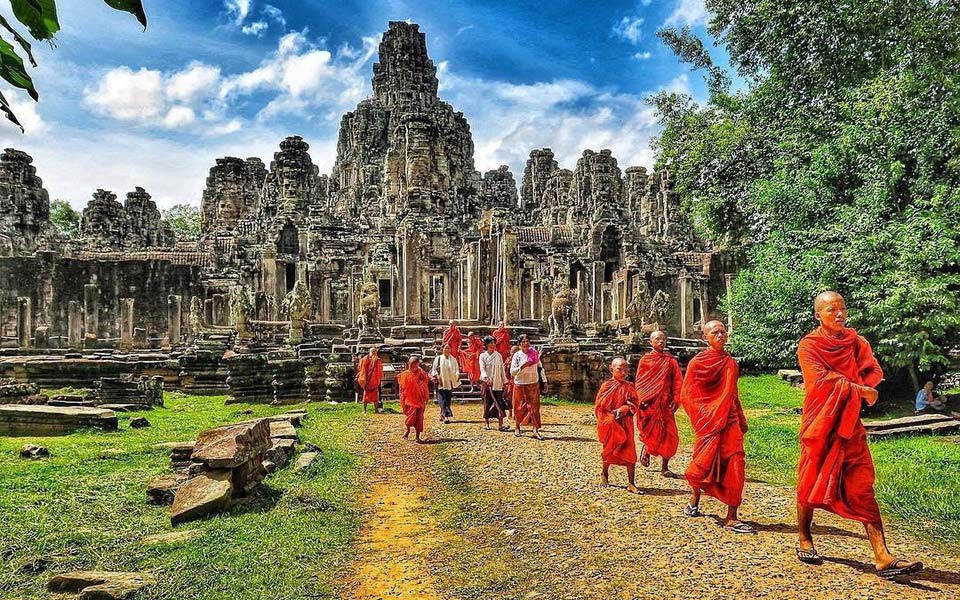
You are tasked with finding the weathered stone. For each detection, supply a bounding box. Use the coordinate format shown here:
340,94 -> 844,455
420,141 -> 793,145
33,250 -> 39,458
268,420 -> 297,440
293,451 -> 319,473
0,405 -> 117,435
169,469 -> 233,524
264,437 -> 295,467
191,419 -> 271,469
129,417 -> 150,429
47,571 -> 155,599
140,529 -> 201,546
146,473 -> 189,505
19,443 -> 49,458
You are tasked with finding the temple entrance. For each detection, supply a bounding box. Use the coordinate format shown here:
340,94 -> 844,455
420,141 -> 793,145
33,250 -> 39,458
428,274 -> 444,320
599,226 -> 621,283
277,223 -> 298,255
285,263 -> 296,293
378,278 -> 392,314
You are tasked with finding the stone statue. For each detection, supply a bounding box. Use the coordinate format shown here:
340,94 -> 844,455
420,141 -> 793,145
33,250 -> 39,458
358,281 -> 383,339
283,279 -> 312,344
549,287 -> 573,337
651,289 -> 671,327
230,284 -> 253,338
189,296 -> 205,339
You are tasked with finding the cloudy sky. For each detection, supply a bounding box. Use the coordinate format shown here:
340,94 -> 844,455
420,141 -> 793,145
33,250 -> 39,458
1,0 -> 724,210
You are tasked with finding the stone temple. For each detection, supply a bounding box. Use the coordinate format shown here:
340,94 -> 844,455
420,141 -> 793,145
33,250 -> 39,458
0,22 -> 736,404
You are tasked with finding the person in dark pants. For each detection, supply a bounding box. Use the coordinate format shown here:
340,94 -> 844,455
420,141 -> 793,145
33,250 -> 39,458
430,342 -> 459,424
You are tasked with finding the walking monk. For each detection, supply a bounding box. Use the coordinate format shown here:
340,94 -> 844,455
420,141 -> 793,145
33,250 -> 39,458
796,291 -> 922,578
595,357 -> 641,494
493,321 -> 512,363
442,320 -> 463,361
398,355 -> 430,443
634,330 -> 683,477
462,331 -> 484,389
680,320 -> 753,533
356,346 -> 383,414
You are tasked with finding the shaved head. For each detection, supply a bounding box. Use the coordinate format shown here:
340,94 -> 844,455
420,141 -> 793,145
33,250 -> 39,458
702,320 -> 725,335
611,357 -> 628,369
610,356 -> 630,381
814,291 -> 845,313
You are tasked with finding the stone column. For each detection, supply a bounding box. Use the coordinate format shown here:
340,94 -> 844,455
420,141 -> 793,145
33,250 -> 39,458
592,262 -> 604,323
204,298 -> 214,326
119,297 -> 134,351
679,275 -> 691,338
401,232 -> 423,325
501,231 -> 520,325
16,296 -> 31,349
83,283 -> 99,341
67,300 -> 82,348
167,294 -> 182,346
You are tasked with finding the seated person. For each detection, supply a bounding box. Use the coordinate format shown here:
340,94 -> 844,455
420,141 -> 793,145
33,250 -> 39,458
915,381 -> 948,413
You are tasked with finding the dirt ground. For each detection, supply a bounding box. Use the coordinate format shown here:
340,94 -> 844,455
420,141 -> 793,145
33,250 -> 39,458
344,403 -> 960,600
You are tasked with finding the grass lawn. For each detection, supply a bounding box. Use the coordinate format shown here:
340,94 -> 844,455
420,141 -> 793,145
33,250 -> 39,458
0,392 -> 368,600
708,375 -> 960,551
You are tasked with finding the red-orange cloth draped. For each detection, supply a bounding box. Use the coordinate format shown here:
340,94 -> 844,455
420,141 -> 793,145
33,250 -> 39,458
356,355 -> 383,405
594,378 -> 639,466
493,325 -> 512,363
398,366 -> 430,433
680,348 -> 747,507
462,336 -> 484,384
797,327 -> 884,525
442,324 -> 463,361
634,350 -> 683,460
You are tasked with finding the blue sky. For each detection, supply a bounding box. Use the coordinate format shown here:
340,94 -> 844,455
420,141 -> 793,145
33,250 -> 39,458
0,0 -> 724,210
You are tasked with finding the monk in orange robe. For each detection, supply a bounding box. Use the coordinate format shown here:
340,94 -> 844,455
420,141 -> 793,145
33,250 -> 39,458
462,331 -> 484,387
595,357 -> 641,494
398,355 -> 430,443
795,291 -> 922,578
634,330 -> 683,477
356,346 -> 383,414
680,320 -> 753,533
442,320 -> 463,361
493,321 -> 512,363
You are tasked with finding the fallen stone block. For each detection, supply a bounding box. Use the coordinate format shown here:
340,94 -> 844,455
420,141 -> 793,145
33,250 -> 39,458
99,403 -> 151,412
130,417 -> 150,429
20,443 -> 50,459
268,420 -> 298,441
146,473 -> 190,505
140,529 -> 201,546
47,571 -> 155,599
170,469 -> 233,525
293,451 -> 319,473
0,405 -> 117,435
191,420 -> 270,469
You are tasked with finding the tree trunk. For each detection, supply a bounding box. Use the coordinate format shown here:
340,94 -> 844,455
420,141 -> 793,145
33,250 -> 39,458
908,362 -> 920,395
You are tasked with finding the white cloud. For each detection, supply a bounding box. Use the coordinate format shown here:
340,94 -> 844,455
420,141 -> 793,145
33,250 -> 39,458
0,90 -> 50,137
241,21 -> 268,36
162,106 -> 195,128
633,51 -> 652,61
263,5 -> 286,27
227,1 -> 285,36
612,16 -> 645,45
166,63 -> 222,104
224,0 -> 251,26
85,67 -> 165,121
665,0 -> 709,27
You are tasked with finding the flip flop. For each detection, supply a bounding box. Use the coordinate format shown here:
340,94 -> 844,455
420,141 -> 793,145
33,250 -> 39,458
876,559 -> 923,580
683,503 -> 701,517
724,521 -> 757,534
796,547 -> 823,565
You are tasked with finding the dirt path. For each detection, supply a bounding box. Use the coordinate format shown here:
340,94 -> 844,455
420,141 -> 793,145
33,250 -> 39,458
345,403 -> 960,600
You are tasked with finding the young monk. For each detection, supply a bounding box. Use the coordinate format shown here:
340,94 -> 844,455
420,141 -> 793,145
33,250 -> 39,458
398,355 -> 430,443
510,334 -> 546,440
595,357 -> 641,494
442,320 -> 463,361
493,321 -> 512,363
356,346 -> 383,414
796,291 -> 922,578
634,330 -> 683,477
680,320 -> 753,534
479,336 -> 508,431
462,331 -> 484,390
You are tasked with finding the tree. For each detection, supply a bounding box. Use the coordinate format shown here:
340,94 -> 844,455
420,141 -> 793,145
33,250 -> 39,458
48,198 -> 79,238
162,204 -> 201,241
0,1 -> 147,131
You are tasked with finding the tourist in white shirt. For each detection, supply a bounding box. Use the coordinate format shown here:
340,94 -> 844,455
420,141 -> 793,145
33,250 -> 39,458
510,334 -> 547,439
430,342 -> 459,423
479,335 -> 508,431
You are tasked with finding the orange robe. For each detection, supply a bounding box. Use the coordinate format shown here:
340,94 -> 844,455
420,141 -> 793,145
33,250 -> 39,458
398,366 -> 430,433
797,327 -> 884,525
680,348 -> 747,507
442,324 -> 463,361
462,336 -> 484,383
634,350 -> 682,460
595,378 -> 638,466
493,324 -> 512,363
356,355 -> 383,405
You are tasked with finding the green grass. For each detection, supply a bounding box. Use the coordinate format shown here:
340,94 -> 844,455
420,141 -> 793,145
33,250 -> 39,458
0,392 -> 368,600
730,375 -> 960,550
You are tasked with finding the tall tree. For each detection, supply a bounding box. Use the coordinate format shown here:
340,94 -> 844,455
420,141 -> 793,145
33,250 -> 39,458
162,204 -> 201,241
48,198 -> 79,238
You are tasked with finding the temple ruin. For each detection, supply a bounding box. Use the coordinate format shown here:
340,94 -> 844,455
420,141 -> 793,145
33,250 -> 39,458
0,21 -> 736,405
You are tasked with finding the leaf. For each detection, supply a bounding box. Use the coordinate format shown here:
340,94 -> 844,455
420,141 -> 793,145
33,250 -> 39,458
0,15 -> 35,66
0,36 -> 38,100
102,0 -> 147,29
10,0 -> 59,41
0,90 -> 24,132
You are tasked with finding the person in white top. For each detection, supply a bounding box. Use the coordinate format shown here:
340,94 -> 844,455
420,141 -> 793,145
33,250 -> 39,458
479,335 -> 508,430
430,342 -> 459,423
510,334 -> 547,439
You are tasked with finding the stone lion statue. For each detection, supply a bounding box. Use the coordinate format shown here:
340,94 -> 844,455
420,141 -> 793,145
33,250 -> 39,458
549,287 -> 573,337
358,281 -> 382,339
283,279 -> 312,344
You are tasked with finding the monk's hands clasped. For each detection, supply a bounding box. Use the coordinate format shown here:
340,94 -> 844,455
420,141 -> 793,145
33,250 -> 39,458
859,385 -> 879,406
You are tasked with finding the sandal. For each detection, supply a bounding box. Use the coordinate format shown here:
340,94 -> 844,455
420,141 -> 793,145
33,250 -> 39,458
724,521 -> 757,534
683,503 -> 701,517
796,547 -> 823,565
876,559 -> 923,580
514,430 -> 522,437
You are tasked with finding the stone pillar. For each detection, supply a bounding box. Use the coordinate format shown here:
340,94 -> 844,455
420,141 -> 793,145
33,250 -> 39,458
501,231 -> 520,325
679,275 -> 691,338
212,294 -> 229,326
119,297 -> 134,351
83,283 -> 99,341
67,300 -> 83,349
401,232 -> 423,325
204,298 -> 214,326
262,250 -> 279,320
592,262 -> 604,323
167,294 -> 182,346
16,296 -> 31,349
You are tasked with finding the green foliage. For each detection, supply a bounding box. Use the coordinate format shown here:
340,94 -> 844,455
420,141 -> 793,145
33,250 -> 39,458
652,1 -> 960,379
162,203 -> 202,241
48,198 -> 79,239
0,0 -> 147,131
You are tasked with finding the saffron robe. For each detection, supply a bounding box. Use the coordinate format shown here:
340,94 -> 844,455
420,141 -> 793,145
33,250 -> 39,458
797,327 -> 884,525
634,350 -> 683,460
462,336 -> 484,384
595,378 -> 639,466
442,323 -> 463,361
493,324 -> 512,363
680,348 -> 747,507
398,366 -> 430,433
356,355 -> 383,405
